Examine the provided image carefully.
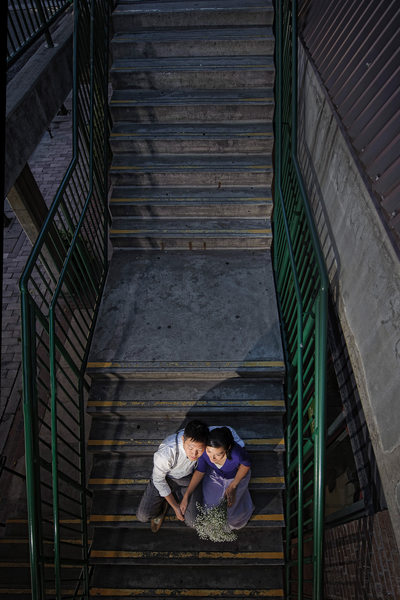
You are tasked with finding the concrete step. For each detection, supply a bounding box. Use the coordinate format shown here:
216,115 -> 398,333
113,0 -> 274,30
109,186 -> 272,218
109,217 -> 271,250
90,489 -> 284,528
109,88 -> 274,122
89,452 -> 285,491
110,122 -> 273,154
90,564 -> 283,599
111,56 -> 274,90
87,379 -> 285,416
88,415 -> 284,454
87,250 -> 284,379
0,537 -> 86,561
111,27 -> 274,59
3,518 -> 84,539
90,526 -> 283,565
110,154 -> 273,186
0,563 -> 81,586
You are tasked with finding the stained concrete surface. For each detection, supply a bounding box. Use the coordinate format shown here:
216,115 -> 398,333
89,249 -> 283,365
298,41 -> 400,549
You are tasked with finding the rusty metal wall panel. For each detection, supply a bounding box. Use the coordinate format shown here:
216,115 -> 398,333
299,0 -> 400,252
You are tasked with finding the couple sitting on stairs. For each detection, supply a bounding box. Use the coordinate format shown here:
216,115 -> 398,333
137,420 -> 254,533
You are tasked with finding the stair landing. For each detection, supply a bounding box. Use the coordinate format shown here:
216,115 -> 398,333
87,250 -> 284,379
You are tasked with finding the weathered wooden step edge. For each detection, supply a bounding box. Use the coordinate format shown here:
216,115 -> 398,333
87,378 -> 285,414
111,27 -> 274,58
89,526 -> 283,565
90,564 -> 283,598
110,122 -> 273,153
109,186 -> 273,218
109,88 -> 274,121
86,398 -> 285,415
111,56 -> 274,89
113,0 -> 274,29
109,155 -> 273,186
88,378 -> 284,401
89,453 -> 285,491
109,218 -> 272,250
89,489 -> 284,528
87,414 -> 284,453
87,360 -> 285,380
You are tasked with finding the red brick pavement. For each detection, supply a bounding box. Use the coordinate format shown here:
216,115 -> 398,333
1,93 -> 73,454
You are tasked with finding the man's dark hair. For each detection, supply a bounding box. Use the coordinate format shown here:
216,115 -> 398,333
183,420 -> 209,444
206,427 -> 234,459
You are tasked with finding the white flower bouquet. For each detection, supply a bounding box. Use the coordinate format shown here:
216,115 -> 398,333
194,499 -> 237,542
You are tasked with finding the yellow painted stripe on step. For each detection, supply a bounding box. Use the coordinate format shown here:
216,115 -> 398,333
0,562 -> 77,569
110,229 -> 272,235
91,550 -> 283,560
110,132 -> 272,137
113,66 -> 271,71
87,400 -> 285,407
109,99 -> 272,104
251,477 -> 285,484
112,165 -> 270,170
251,514 -> 284,521
108,229 -> 271,234
0,590 -> 74,596
90,514 -> 176,522
0,538 -> 87,545
89,478 -> 150,485
7,518 -> 83,524
114,36 -> 271,42
88,438 -> 283,447
110,197 -> 271,202
87,360 -> 285,369
88,440 -> 155,446
245,438 -> 285,446
90,588 -> 284,597
89,477 -> 283,485
88,361 -> 113,368
89,513 -> 284,522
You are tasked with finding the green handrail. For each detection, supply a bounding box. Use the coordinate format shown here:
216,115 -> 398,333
273,1 -> 329,598
7,0 -> 73,68
19,0 -> 112,598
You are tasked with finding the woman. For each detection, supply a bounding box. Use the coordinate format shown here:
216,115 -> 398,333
180,427 -> 254,529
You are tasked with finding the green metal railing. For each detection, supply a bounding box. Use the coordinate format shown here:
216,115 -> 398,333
19,0 -> 112,597
273,1 -> 329,598
7,0 -> 73,68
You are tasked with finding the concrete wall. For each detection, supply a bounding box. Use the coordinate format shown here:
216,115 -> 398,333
297,42 -> 400,549
5,12 -> 73,196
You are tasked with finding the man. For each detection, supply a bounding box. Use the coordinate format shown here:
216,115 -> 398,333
136,420 -> 244,532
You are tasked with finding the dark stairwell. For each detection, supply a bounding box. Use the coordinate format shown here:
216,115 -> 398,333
85,0 -> 286,597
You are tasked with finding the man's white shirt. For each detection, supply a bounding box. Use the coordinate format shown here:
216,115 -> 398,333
152,426 -> 245,497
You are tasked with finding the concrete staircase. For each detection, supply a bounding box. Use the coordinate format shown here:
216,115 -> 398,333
86,0 -> 286,597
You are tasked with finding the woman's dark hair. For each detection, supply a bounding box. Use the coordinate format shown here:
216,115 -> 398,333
183,420 -> 209,444
206,427 -> 234,459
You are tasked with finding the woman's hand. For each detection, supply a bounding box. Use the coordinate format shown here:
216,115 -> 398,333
180,494 -> 189,515
225,484 -> 237,507
174,505 -> 185,521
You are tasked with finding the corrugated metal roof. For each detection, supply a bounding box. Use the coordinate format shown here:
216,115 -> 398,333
299,0 -> 400,253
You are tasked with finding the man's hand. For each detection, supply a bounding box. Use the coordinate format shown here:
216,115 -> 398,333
225,484 -> 237,508
174,505 -> 185,521
180,495 -> 188,515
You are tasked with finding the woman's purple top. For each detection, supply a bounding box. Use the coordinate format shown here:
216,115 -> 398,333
196,443 -> 251,479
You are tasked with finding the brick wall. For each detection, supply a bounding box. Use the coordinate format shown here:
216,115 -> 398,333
324,510 -> 400,599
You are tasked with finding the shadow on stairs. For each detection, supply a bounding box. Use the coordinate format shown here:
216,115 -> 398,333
86,0 -> 285,596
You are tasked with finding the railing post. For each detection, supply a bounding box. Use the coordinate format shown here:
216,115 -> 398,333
274,1 -> 328,598
33,0 -> 54,48
21,291 -> 45,600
